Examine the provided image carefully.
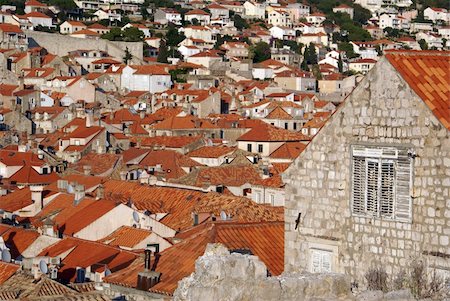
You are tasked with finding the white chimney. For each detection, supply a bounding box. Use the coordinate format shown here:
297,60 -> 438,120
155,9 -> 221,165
30,185 -> 45,213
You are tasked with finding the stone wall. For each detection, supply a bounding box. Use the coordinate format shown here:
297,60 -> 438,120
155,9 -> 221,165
26,31 -> 144,63
282,56 -> 450,286
173,243 -> 416,301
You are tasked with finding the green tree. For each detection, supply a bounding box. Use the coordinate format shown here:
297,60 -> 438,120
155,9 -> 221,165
166,24 -> 185,47
233,14 -> 249,31
418,39 -> 428,50
122,27 -> 145,42
338,42 -> 359,59
383,27 -> 400,38
123,47 -> 132,64
157,40 -> 169,63
301,47 -> 309,71
307,43 -> 317,65
353,4 -> 371,25
251,41 -> 271,63
338,54 -> 343,73
101,27 -> 123,41
46,0 -> 77,10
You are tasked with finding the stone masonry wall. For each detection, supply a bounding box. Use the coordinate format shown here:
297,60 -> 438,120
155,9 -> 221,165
26,31 -> 144,63
282,56 -> 450,287
173,243 -> 415,301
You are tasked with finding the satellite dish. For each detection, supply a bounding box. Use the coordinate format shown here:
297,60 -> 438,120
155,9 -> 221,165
0,115 -> 4,122
220,211 -> 227,221
39,259 -> 48,274
105,269 -> 112,276
132,211 -> 139,223
67,185 -> 74,193
1,249 -> 11,263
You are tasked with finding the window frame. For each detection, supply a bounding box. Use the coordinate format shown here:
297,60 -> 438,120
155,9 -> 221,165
350,144 -> 413,222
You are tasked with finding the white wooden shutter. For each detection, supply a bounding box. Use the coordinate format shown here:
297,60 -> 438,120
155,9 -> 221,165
380,160 -> 395,218
311,250 -> 321,273
320,251 -> 331,272
395,151 -> 412,222
366,159 -> 379,216
352,157 -> 366,214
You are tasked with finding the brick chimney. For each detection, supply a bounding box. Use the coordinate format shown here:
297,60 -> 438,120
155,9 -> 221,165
137,248 -> 161,291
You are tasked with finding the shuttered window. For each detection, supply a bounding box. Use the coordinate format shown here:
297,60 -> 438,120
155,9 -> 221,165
351,145 -> 413,222
311,249 -> 332,273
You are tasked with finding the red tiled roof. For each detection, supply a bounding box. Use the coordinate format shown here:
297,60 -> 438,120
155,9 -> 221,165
0,24 -> 23,34
136,135 -> 202,149
385,50 -> 450,129
105,221 -> 284,295
186,9 -> 210,15
0,225 -> 40,259
0,262 -> 19,284
39,237 -> 137,282
269,141 -> 307,159
23,11 -> 51,18
98,226 -> 152,248
25,0 -> 47,7
0,187 -> 32,212
102,180 -> 282,231
71,29 -> 100,36
69,153 -> 120,175
237,123 -> 310,142
265,106 -> 293,120
0,84 -> 18,97
187,145 -> 235,158
152,116 -> 218,130
66,20 -> 86,26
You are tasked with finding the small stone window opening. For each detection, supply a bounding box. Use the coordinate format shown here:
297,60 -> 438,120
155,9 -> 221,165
351,145 -> 413,222
310,249 -> 332,273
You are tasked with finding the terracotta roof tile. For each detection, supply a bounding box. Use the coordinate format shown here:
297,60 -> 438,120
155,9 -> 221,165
187,145 -> 235,158
0,262 -> 19,284
269,141 -> 306,159
237,123 -> 310,142
265,106 -> 293,120
105,221 -> 283,295
98,226 -> 152,248
385,50 -> 450,129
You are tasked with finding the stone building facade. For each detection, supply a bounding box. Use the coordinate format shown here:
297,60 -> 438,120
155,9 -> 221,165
283,51 -> 450,286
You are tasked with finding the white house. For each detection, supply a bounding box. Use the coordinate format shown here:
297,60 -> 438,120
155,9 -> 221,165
268,9 -> 292,27
269,26 -> 296,40
179,45 -> 201,58
424,7 -> 449,23
243,1 -> 266,19
60,20 -> 87,34
154,8 -> 182,25
379,14 -> 410,30
121,65 -> 172,93
349,58 -> 377,74
306,12 -> 326,26
23,11 -> 53,28
185,9 -> 211,25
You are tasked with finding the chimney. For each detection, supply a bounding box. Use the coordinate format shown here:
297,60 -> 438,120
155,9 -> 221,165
96,184 -> 104,200
86,109 -> 94,128
73,185 -> 85,205
139,111 -> 145,119
57,179 -> 68,191
83,165 -> 91,176
30,185 -> 44,213
137,248 -> 161,291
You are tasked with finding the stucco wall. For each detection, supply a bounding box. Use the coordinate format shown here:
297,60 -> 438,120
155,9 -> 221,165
283,57 -> 450,286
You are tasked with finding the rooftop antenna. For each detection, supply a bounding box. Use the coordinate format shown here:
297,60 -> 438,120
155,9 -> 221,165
39,259 -> 48,274
1,249 -> 11,263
